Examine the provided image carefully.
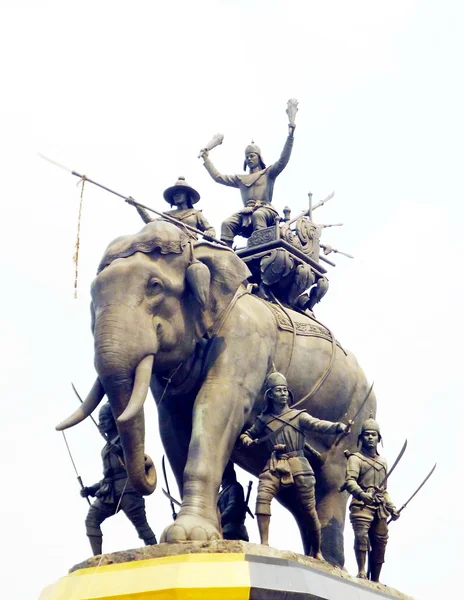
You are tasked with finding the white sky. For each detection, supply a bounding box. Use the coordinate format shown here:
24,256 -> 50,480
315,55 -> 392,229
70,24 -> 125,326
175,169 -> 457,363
0,1 -> 462,598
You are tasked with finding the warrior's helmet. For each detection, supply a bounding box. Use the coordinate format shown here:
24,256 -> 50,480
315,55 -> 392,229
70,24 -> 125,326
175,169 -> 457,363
263,371 -> 292,412
359,413 -> 382,443
243,142 -> 266,171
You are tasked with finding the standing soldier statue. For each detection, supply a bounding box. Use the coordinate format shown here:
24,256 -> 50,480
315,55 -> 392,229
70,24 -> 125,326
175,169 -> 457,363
240,371 -> 346,559
343,415 -> 400,582
80,403 -> 157,556
217,461 -> 250,542
127,176 -> 216,239
199,99 -> 298,247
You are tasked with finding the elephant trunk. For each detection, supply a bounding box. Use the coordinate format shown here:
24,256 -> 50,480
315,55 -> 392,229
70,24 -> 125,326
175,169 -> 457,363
94,313 -> 158,496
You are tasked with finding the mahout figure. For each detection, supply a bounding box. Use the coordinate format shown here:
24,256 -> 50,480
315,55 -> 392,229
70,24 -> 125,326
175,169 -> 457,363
217,461 -> 249,541
128,176 -> 216,239
199,100 -> 297,247
240,371 -> 347,559
80,403 -> 157,555
343,415 -> 399,582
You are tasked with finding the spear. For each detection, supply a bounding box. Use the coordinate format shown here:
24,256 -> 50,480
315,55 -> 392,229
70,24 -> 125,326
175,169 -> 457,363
288,191 -> 335,225
61,431 -> 91,505
38,153 -> 228,246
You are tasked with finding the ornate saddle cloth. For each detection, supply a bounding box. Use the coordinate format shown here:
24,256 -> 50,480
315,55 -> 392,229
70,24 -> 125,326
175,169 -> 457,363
266,302 -> 344,349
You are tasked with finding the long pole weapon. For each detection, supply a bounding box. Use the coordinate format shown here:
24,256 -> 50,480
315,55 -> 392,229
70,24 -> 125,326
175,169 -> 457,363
61,431 -> 91,505
387,462 -> 437,524
288,192 -> 335,226
38,153 -> 228,246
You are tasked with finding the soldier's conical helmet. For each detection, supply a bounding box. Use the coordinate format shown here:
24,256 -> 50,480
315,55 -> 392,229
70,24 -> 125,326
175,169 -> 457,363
359,412 -> 382,441
243,142 -> 266,170
265,371 -> 288,393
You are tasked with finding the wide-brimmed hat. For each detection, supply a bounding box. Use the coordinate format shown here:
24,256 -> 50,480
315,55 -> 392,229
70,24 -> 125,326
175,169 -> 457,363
163,176 -> 200,205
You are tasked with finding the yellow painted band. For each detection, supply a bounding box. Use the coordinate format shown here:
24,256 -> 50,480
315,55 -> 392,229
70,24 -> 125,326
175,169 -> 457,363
39,553 -> 251,600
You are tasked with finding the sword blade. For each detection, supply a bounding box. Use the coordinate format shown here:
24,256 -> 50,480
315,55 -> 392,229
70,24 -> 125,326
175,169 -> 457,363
379,439 -> 408,489
392,462 -> 437,521
334,381 -> 374,447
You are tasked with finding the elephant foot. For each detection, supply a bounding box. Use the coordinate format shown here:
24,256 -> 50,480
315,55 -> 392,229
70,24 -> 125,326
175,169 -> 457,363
161,512 -> 221,543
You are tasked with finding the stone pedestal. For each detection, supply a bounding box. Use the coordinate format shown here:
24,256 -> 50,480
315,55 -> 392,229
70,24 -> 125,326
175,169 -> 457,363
39,541 -> 414,600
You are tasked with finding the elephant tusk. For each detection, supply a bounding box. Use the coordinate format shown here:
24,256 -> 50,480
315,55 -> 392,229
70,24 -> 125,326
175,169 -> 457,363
55,378 -> 105,430
117,355 -> 154,424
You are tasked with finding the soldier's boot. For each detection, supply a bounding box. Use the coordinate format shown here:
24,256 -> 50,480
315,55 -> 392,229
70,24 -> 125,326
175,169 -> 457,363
257,514 -> 270,546
355,549 -> 368,579
88,535 -> 103,556
369,562 -> 383,583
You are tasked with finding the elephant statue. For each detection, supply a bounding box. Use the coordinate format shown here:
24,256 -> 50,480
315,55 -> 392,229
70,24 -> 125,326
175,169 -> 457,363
57,220 -> 375,566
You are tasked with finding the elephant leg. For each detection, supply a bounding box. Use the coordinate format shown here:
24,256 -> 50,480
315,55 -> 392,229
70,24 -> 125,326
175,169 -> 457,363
161,382 -> 252,542
158,394 -> 194,496
160,323 -> 273,543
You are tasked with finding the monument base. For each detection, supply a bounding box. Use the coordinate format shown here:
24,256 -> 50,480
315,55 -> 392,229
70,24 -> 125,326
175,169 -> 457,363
39,540 -> 413,600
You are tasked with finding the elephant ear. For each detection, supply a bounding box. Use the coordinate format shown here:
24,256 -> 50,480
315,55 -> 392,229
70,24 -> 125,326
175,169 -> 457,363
192,241 -> 251,326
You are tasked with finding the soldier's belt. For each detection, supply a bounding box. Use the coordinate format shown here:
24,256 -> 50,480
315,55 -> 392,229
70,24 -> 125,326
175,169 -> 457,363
275,450 -> 305,460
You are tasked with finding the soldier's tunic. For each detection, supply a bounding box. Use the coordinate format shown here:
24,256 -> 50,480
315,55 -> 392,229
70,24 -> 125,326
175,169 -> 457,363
136,206 -> 216,239
85,437 -> 156,547
244,409 -> 339,521
203,135 -> 294,241
345,451 -> 395,564
218,481 -> 249,541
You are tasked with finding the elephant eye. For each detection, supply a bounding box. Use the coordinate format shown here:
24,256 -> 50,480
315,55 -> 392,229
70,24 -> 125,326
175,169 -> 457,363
147,278 -> 163,295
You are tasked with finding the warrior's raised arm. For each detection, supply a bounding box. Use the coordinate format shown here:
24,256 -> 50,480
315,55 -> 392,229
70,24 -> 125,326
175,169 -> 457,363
198,100 -> 298,247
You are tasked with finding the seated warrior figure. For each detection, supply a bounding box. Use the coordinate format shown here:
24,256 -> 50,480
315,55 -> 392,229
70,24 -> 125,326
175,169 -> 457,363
218,461 -> 249,541
240,372 -> 346,559
343,415 -> 400,582
200,120 -> 295,247
128,176 -> 216,239
80,403 -> 157,556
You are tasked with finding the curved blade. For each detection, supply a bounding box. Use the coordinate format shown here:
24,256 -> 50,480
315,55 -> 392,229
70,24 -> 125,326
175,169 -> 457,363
334,381 -> 374,447
399,462 -> 437,513
379,439 -> 408,489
